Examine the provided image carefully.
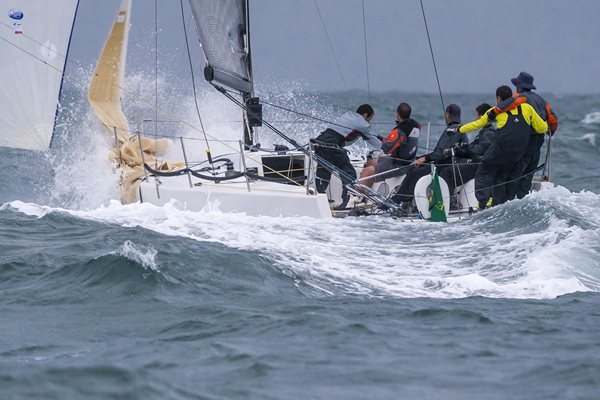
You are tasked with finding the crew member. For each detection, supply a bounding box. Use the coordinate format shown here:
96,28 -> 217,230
313,104 -> 381,209
439,103 -> 495,206
358,102 -> 421,188
457,86 -> 548,209
390,103 -> 468,213
488,72 -> 558,200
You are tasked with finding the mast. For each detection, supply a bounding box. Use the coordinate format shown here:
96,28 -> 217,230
242,0 -> 254,145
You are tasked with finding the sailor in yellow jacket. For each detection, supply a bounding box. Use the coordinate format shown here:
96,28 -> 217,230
456,85 -> 548,209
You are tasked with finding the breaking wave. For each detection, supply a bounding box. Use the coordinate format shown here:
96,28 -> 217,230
7,185 -> 600,300
581,111 -> 600,125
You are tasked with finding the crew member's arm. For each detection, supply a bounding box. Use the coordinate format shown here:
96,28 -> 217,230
526,105 -> 549,134
546,104 -> 558,134
468,131 -> 494,156
494,94 -> 558,133
493,94 -> 526,115
456,109 -> 494,134
424,128 -> 459,163
360,126 -> 383,149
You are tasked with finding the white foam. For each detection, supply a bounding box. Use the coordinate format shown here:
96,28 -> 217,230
7,186 -> 600,300
579,133 -> 596,146
581,111 -> 600,125
117,240 -> 159,272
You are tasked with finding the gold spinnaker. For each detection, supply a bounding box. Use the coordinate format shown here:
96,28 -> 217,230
88,0 -> 182,203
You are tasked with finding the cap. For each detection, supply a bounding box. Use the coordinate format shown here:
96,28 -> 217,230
445,103 -> 461,124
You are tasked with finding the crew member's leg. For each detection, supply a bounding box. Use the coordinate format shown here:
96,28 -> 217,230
491,162 -> 514,206
358,165 -> 377,188
516,135 -> 544,199
315,146 -> 334,193
360,157 -> 409,188
331,152 -> 357,209
504,155 -> 529,202
390,165 -> 429,204
457,163 -> 479,184
476,161 -> 503,208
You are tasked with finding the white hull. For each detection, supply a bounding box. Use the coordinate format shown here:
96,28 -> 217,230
135,146 -> 554,221
137,151 -> 332,219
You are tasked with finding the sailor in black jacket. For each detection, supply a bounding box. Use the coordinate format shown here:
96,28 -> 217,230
439,103 -> 495,205
358,103 -> 420,188
391,104 -> 468,206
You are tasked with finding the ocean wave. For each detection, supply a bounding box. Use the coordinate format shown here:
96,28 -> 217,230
581,111 -> 600,125
578,133 -> 596,146
6,186 -> 600,301
117,240 -> 159,272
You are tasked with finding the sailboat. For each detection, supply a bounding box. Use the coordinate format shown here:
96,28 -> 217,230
0,0 -> 554,221
103,0 -> 552,221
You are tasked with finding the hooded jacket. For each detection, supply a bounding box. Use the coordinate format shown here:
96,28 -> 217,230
326,111 -> 381,149
424,122 -> 469,164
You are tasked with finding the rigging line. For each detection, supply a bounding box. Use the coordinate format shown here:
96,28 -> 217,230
259,99 -> 380,136
232,99 -> 447,129
179,0 -> 205,134
179,0 -> 215,175
361,0 -> 371,103
313,0 -> 348,91
215,86 -> 358,185
419,0 -> 445,117
155,0 -> 159,171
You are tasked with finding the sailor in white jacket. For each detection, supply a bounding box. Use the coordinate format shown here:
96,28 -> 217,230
313,104 -> 382,209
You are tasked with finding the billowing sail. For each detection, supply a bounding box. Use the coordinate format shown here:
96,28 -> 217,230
88,0 -> 131,143
88,0 -> 182,204
188,0 -> 252,93
0,0 -> 79,151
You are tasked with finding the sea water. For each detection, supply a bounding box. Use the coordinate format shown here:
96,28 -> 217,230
1,86 -> 599,399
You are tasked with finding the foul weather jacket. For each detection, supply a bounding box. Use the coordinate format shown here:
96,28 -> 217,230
494,91 -> 558,133
458,104 -> 548,156
325,111 -> 382,149
424,122 -> 468,164
381,118 -> 421,163
460,124 -> 496,162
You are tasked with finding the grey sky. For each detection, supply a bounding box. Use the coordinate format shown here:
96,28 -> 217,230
69,0 -> 600,94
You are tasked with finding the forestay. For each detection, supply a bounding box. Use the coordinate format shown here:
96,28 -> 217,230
187,0 -> 252,94
0,0 -> 79,151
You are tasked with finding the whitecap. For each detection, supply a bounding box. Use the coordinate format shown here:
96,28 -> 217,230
581,111 -> 600,125
7,187 -> 600,300
117,240 -> 159,272
578,133 -> 596,146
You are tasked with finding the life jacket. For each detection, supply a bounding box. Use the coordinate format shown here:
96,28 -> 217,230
384,119 -> 420,163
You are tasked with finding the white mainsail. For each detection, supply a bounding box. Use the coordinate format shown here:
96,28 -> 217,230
0,0 -> 79,151
188,0 -> 252,94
